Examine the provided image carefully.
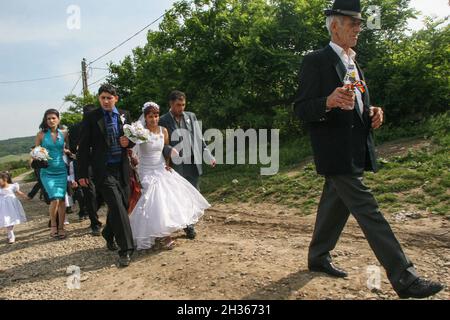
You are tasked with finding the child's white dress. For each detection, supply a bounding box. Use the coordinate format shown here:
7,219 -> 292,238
0,184 -> 27,228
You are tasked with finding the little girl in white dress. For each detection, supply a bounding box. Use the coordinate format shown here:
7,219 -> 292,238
129,102 -> 211,250
0,172 -> 27,244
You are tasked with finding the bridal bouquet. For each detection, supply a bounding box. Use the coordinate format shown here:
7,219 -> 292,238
123,121 -> 151,144
30,146 -> 51,161
30,146 -> 51,169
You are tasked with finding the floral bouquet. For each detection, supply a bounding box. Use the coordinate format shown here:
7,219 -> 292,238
30,146 -> 51,169
123,121 -> 151,144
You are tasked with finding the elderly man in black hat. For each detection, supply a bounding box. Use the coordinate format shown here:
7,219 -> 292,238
294,0 -> 443,299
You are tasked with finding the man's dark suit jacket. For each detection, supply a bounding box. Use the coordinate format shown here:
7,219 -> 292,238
68,122 -> 82,155
77,107 -> 134,187
294,45 -> 378,175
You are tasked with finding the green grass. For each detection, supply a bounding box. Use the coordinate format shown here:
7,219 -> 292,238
203,144 -> 448,217
22,171 -> 36,182
202,112 -> 450,217
0,154 -> 31,181
0,153 -> 29,164
10,167 -> 29,178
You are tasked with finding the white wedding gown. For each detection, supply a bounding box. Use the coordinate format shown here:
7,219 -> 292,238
129,126 -> 210,250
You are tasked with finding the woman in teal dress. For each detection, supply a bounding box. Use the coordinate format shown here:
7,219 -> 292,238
35,109 -> 68,239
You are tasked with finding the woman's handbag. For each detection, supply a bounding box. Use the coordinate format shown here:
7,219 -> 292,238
31,159 -> 49,169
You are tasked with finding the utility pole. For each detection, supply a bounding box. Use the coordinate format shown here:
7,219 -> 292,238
81,58 -> 89,97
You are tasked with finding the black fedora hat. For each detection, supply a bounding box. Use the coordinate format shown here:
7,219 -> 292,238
325,0 -> 365,21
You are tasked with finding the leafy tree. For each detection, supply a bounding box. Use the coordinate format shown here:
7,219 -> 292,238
366,18 -> 449,123
60,93 -> 98,128
107,0 -> 417,133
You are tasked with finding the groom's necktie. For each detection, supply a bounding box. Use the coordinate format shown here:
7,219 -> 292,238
106,112 -> 122,164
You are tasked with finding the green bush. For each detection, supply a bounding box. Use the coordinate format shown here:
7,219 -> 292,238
11,168 -> 29,178
366,19 -> 449,124
0,160 -> 29,172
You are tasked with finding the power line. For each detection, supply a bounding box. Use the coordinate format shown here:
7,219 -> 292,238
58,74 -> 83,112
2,8 -> 170,117
88,75 -> 109,87
88,10 -> 171,66
0,9 -> 169,85
0,71 -> 81,84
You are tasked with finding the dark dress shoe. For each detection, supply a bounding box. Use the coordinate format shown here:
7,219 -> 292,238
184,226 -> 197,240
309,262 -> 348,278
397,278 -> 444,299
118,254 -> 131,268
106,241 -> 119,251
101,228 -> 116,250
91,228 -> 101,237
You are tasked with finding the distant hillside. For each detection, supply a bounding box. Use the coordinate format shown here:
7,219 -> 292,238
0,136 -> 35,158
0,154 -> 30,164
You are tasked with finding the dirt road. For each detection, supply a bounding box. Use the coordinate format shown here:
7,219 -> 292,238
0,191 -> 448,300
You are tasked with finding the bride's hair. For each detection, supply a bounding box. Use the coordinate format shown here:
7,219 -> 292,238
143,102 -> 160,116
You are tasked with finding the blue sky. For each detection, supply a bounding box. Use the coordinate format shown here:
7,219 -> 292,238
0,0 -> 448,140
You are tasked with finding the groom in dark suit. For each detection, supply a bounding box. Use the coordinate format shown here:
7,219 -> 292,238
294,0 -> 443,298
78,84 -> 135,267
159,90 -> 216,240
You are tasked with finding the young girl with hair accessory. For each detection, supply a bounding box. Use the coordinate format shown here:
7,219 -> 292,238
0,172 -> 28,244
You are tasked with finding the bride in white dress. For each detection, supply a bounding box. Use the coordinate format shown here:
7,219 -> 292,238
129,102 -> 210,250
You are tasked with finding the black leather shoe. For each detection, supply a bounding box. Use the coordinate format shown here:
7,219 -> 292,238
101,228 -> 114,246
106,241 -> 118,251
118,254 -> 131,268
397,278 -> 444,299
309,262 -> 348,278
91,228 -> 101,237
184,226 -> 196,240
103,230 -> 118,251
